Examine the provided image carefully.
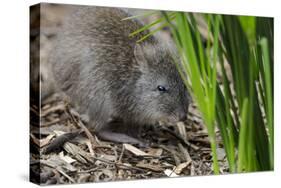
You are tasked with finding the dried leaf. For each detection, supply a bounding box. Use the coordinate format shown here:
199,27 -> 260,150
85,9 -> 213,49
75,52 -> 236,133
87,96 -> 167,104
178,143 -> 192,162
63,142 -> 94,164
40,103 -> 65,117
164,169 -> 179,177
54,130 -> 66,136
86,140 -> 95,156
44,154 -> 77,172
162,162 -> 174,168
177,122 -> 187,141
100,154 -> 117,162
173,161 -> 191,174
190,162 -> 195,176
30,134 -> 40,146
136,162 -> 164,172
147,148 -> 163,156
123,144 -> 149,156
40,134 -> 55,147
59,151 -> 76,164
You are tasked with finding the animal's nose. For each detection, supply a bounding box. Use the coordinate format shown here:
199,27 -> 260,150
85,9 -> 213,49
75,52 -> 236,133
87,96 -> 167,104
178,111 -> 187,121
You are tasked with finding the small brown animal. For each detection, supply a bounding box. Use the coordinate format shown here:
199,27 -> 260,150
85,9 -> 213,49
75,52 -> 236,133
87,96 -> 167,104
50,6 -> 191,146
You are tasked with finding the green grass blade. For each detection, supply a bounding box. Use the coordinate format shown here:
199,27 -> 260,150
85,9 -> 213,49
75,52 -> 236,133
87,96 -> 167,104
238,99 -> 248,172
259,38 -> 273,169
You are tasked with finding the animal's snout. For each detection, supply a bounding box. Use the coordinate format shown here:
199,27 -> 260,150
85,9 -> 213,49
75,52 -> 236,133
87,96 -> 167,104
177,111 -> 187,122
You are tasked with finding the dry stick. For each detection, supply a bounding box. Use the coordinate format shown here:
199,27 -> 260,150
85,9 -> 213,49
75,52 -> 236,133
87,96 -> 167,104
31,117 -> 66,127
40,104 -> 65,117
188,110 -> 203,119
39,160 -> 76,183
190,161 -> 195,176
160,126 -> 199,150
159,145 -> 181,166
86,141 -> 95,156
65,104 -> 98,150
63,142 -> 93,164
178,143 -> 192,162
40,117 -> 66,127
66,106 -> 122,156
178,143 -> 194,175
76,167 -> 99,174
193,137 -> 223,147
41,93 -> 63,106
43,130 -> 83,154
118,145 -> 125,163
30,133 -> 40,146
111,146 -> 119,162
92,155 -> 146,172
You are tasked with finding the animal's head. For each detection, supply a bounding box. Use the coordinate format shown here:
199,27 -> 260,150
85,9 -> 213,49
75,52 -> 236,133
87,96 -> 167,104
133,42 -> 191,125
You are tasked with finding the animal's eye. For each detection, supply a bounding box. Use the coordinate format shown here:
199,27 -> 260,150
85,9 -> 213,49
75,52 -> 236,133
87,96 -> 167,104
157,85 -> 167,92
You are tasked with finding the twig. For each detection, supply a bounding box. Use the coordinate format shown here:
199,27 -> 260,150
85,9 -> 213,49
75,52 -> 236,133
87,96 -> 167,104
159,145 -> 181,166
40,104 -> 65,117
40,160 -> 76,183
40,117 -> 66,127
43,130 -> 82,154
65,104 -> 98,149
76,167 -> 99,174
160,126 -> 199,150
178,143 -> 192,162
118,145 -> 125,163
93,155 -> 146,172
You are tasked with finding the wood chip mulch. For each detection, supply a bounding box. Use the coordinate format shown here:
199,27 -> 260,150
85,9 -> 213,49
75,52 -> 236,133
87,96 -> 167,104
30,94 -> 229,185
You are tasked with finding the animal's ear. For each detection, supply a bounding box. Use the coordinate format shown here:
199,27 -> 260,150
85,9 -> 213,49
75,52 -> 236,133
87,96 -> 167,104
133,43 -> 150,72
134,43 -> 155,71
134,43 -> 147,63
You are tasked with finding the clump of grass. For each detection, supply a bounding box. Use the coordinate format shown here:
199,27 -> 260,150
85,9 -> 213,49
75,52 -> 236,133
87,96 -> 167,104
129,11 -> 273,173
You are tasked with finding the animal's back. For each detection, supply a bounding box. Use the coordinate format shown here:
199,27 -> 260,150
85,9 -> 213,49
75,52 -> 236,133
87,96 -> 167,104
50,6 -> 190,145
50,7 -> 152,123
